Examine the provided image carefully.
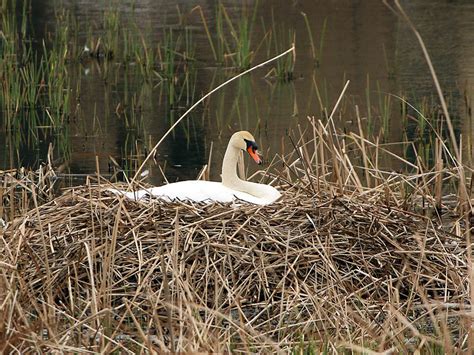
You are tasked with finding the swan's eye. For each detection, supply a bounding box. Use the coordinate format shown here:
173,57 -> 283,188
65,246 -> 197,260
244,138 -> 258,151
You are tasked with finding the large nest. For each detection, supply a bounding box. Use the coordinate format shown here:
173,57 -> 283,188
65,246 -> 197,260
1,181 -> 469,352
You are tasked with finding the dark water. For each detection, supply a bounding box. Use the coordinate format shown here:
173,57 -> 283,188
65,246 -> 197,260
1,0 -> 473,184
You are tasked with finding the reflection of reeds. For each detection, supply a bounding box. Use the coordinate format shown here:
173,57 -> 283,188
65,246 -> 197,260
157,27 -> 197,110
376,82 -> 391,140
365,75 -> 373,137
120,129 -> 147,176
160,28 -> 178,107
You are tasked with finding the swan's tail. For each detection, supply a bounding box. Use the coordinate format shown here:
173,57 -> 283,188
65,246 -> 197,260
106,188 -> 145,201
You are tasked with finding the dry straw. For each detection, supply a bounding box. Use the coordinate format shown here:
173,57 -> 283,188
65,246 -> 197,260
1,120 -> 471,352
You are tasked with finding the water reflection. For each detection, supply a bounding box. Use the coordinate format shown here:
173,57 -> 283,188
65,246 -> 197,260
0,0 -> 473,184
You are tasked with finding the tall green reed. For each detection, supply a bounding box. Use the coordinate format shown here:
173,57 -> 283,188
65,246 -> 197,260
194,1 -> 260,69
266,8 -> 295,81
301,13 -> 327,67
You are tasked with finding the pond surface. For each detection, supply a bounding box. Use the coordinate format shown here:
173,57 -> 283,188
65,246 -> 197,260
1,0 -> 473,185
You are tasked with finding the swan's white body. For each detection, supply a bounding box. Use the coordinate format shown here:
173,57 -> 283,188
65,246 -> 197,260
112,180 -> 280,205
110,131 -> 281,205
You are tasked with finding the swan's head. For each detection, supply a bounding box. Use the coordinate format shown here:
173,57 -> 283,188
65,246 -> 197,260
231,131 -> 262,165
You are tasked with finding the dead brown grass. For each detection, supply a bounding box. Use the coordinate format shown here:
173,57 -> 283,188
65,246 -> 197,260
1,124 -> 472,352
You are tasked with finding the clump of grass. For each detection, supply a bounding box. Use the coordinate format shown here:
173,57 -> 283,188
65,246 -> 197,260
51,7 -> 74,62
103,7 -> 120,58
193,1 -> 260,69
221,1 -> 259,69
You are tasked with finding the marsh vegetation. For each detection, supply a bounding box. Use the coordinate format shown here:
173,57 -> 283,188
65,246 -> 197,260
1,0 -> 473,353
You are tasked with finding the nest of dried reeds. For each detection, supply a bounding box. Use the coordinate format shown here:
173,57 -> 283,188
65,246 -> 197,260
1,176 -> 468,352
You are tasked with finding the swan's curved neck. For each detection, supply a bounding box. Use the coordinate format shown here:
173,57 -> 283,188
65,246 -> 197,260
221,143 -> 242,186
221,143 -> 267,199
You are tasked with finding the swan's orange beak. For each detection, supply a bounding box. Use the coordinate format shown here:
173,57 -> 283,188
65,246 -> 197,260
247,146 -> 262,165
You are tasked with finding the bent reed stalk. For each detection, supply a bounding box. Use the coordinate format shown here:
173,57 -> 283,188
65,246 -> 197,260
129,46 -> 295,185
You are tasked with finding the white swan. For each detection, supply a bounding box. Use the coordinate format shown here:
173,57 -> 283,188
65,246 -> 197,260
110,131 -> 281,205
